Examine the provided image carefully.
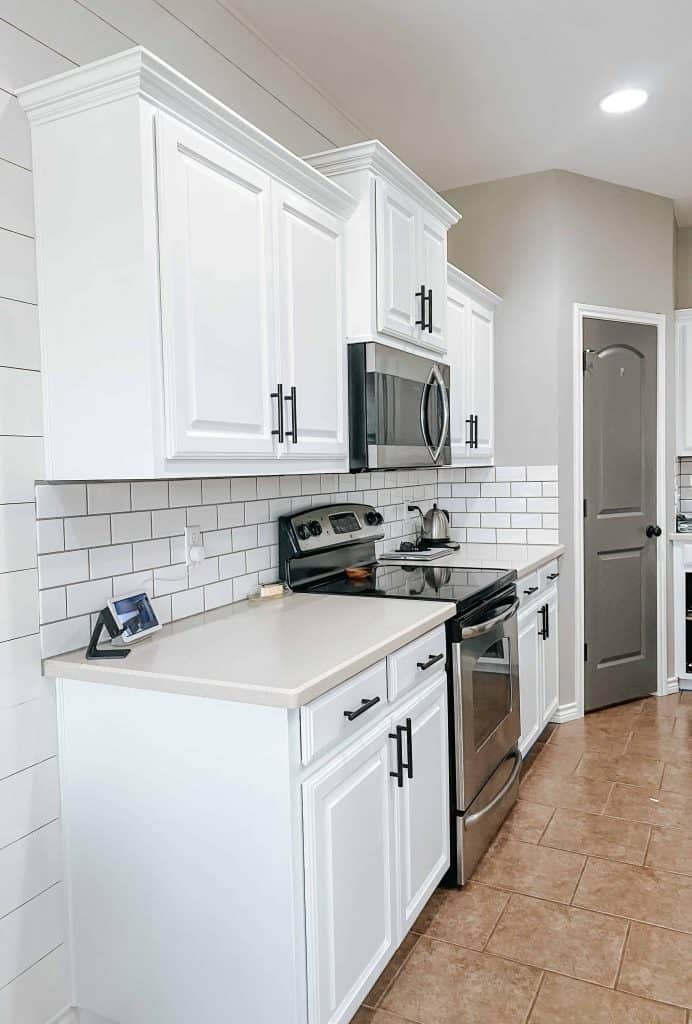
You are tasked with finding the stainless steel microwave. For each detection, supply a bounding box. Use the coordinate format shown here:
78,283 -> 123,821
348,342 -> 451,471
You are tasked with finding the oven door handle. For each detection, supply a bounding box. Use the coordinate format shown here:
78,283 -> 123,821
419,363 -> 449,465
461,598 -> 520,639
463,751 -> 522,830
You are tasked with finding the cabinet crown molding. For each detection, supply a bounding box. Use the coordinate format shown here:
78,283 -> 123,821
306,140 -> 460,229
447,263 -> 502,306
17,46 -> 357,220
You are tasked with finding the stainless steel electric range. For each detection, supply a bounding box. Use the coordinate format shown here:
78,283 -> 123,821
279,502 -> 522,886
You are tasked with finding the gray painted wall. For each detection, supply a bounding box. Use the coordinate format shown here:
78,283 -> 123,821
676,225 -> 692,308
445,169 -> 676,710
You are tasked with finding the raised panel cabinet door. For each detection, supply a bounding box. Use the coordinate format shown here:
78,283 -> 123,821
518,602 -> 541,754
375,180 -> 419,342
302,723 -> 396,1024
394,675 -> 449,940
419,212 -> 447,353
273,185 -> 347,463
156,114 -> 278,460
446,279 -> 473,461
467,300 -> 495,460
541,587 -> 559,725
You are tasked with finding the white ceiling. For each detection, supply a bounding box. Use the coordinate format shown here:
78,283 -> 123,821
223,0 -> 692,224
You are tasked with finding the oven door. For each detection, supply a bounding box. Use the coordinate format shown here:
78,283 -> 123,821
451,591 -> 520,810
364,344 -> 451,469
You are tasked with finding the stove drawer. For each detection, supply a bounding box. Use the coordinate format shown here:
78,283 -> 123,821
387,625 -> 447,701
300,660 -> 387,765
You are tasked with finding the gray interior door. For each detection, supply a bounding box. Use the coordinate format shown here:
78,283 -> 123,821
583,318 -> 658,711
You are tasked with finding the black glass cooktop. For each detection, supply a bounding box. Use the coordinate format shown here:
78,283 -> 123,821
304,562 -> 516,614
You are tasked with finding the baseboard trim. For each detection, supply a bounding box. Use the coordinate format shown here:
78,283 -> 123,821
664,676 -> 680,695
551,701 -> 581,724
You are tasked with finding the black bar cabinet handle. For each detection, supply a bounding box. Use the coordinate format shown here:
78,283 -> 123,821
415,284 -> 427,329
416,653 -> 444,671
343,695 -> 380,721
524,586 -> 538,596
473,414 -> 479,449
271,383 -> 284,442
427,289 -> 433,333
402,717 -> 413,779
284,386 -> 298,443
538,604 -> 547,639
547,572 -> 560,580
389,726 -> 404,787
545,602 -> 550,639
465,416 -> 474,446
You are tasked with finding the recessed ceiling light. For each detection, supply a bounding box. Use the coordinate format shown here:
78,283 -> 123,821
600,88 -> 648,114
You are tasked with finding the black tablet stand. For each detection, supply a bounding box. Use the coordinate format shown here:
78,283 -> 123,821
86,607 -> 132,660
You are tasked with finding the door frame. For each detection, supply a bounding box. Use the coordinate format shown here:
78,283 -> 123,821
572,302 -> 669,716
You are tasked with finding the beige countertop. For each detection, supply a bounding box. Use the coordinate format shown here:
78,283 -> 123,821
44,592 -> 456,708
379,543 -> 564,579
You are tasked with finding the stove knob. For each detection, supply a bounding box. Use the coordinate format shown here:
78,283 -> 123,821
366,510 -> 384,526
296,523 -> 311,541
308,520 -> 322,537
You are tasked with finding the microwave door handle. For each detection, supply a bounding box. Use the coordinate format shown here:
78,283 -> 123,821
432,366 -> 450,463
461,598 -> 520,639
419,378 -> 435,463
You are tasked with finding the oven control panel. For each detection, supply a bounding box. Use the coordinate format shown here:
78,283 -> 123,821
287,504 -> 385,553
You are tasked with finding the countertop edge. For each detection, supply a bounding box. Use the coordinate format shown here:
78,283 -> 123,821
44,599 -> 457,708
515,544 -> 565,578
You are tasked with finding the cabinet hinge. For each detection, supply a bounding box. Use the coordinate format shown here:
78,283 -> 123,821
584,643 -> 588,662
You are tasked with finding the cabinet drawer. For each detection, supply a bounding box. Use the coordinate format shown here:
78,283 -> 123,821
300,660 -> 387,765
518,571 -> 540,606
387,625 -> 447,701
538,560 -> 560,590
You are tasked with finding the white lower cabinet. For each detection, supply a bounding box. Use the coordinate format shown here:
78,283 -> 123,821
394,678 -> 449,939
302,723 -> 396,1024
518,582 -> 559,754
302,672 -> 448,1024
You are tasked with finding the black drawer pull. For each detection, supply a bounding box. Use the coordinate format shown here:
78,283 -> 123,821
389,725 -> 404,787
416,653 -> 444,671
402,717 -> 413,779
343,696 -> 380,721
547,572 -> 559,580
523,586 -> 539,595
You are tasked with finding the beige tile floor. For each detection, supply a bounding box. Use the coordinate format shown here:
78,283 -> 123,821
354,689 -> 692,1024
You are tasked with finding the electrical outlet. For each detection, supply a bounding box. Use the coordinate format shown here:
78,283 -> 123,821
185,526 -> 205,566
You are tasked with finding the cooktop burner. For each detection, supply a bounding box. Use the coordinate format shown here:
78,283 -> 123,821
305,562 -> 514,610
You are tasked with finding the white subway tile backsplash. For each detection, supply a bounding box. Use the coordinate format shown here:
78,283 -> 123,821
36,483 -> 86,519
526,497 -> 558,514
527,465 -> 558,481
511,482 -> 542,498
38,550 -> 88,589
88,544 -> 131,579
231,477 -> 258,501
169,479 -> 201,507
152,508 -> 186,538
133,538 -> 170,572
201,478 -> 230,505
66,578 -> 113,618
35,465 -> 558,657
186,505 -> 218,532
39,588 -> 66,625
0,436 -> 44,504
87,482 -> 130,515
131,481 -> 169,511
63,515 -> 110,550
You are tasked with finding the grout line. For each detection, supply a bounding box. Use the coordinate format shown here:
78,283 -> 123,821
613,920 -> 632,991
568,854 -> 589,906
0,941 -> 64,995
0,879 -> 61,924
523,971 -> 546,1024
481,889 -> 512,951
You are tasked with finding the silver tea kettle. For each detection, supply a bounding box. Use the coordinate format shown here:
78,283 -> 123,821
408,503 -> 450,543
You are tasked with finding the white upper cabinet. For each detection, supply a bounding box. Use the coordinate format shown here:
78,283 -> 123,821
446,264 -> 501,466
306,142 -> 459,358
157,115 -> 277,461
676,309 -> 692,455
274,185 -> 348,463
18,48 -> 355,480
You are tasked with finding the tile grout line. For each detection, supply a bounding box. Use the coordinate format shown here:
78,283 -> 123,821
612,919 -> 632,993
522,970 -> 546,1024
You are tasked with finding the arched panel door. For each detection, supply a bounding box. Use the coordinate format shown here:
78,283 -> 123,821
583,318 -> 658,710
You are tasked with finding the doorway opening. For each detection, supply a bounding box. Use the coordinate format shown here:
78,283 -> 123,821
572,304 -> 668,715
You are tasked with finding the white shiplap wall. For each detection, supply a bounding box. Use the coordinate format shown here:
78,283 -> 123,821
0,4 -> 362,1021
